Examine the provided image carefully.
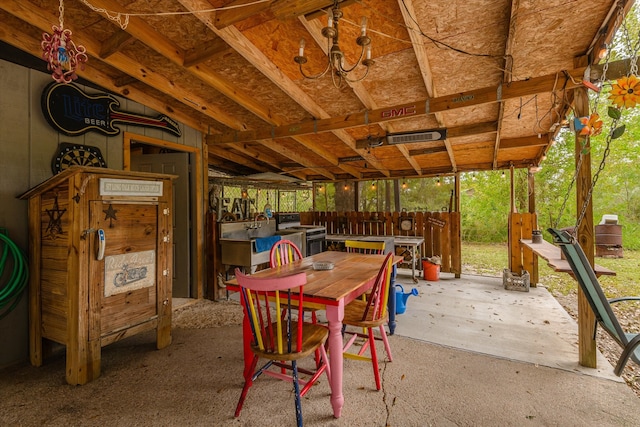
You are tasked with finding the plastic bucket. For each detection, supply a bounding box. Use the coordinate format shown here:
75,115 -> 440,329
422,261 -> 440,281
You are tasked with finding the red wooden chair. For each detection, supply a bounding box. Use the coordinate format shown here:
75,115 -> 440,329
234,268 -> 330,427
342,252 -> 394,390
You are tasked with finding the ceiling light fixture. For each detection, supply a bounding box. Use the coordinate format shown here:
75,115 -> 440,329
294,0 -> 373,88
41,0 -> 87,83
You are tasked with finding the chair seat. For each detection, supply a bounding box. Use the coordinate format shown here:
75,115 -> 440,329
252,323 -> 329,361
343,299 -> 388,328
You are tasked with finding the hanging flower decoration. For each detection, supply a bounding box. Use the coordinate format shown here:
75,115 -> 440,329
578,113 -> 603,137
41,0 -> 87,84
608,75 -> 640,109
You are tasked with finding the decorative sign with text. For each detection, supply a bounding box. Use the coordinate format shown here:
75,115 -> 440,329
41,82 -> 181,137
100,178 -> 164,197
427,217 -> 447,228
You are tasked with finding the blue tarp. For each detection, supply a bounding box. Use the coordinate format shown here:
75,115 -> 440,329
254,235 -> 281,253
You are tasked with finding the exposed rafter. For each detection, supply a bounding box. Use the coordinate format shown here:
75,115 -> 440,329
179,0 -> 380,178
299,11 -> 421,175
397,0 -> 454,172
492,0 -> 519,170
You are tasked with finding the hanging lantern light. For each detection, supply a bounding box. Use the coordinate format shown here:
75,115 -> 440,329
41,0 -> 88,83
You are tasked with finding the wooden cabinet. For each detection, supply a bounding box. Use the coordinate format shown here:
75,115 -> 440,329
19,167 -> 174,385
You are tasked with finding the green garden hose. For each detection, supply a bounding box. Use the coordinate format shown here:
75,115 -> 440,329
0,229 -> 28,320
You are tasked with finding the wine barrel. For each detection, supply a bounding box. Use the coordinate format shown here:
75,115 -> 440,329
595,224 -> 623,258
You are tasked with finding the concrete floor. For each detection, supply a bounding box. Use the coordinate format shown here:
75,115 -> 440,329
3,271 -> 640,426
392,270 -> 618,381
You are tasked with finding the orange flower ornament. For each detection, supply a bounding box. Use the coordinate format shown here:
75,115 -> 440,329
609,75 -> 640,109
578,113 -> 603,136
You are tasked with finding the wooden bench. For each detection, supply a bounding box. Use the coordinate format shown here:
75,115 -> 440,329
520,239 -> 615,277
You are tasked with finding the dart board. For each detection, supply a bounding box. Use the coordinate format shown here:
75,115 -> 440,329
52,143 -> 107,174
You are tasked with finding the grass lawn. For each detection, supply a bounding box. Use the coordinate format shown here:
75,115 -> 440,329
462,242 -> 640,299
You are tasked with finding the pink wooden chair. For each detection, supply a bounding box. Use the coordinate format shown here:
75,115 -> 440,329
234,268 -> 330,427
269,239 -> 303,268
342,252 -> 394,390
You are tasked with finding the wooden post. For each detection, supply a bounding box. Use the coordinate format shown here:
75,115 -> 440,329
574,56 -> 597,368
528,172 -> 539,285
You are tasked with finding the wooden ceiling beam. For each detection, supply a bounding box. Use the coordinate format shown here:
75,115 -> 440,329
397,0 -> 454,172
271,0 -> 334,20
77,0 -> 341,178
0,0 -> 246,131
183,38 -> 231,67
99,30 -> 135,58
182,0 -> 381,178
0,23 -> 215,141
304,0 -> 357,20
493,0 -> 519,169
499,134 -> 549,149
213,0 -> 273,29
408,145 -> 448,156
257,139 -> 336,180
299,14 -> 420,175
208,146 -> 272,172
209,67 -> 586,144
87,0 -> 277,127
0,0 -> 289,176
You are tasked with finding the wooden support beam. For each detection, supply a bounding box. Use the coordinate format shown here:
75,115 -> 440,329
408,145 -> 448,156
182,0 -> 374,178
209,68 -> 585,144
213,0 -> 272,29
574,56 -> 597,369
183,38 -> 231,67
99,30 -> 135,58
271,0 -> 333,20
500,134 -> 549,149
397,0 -> 455,171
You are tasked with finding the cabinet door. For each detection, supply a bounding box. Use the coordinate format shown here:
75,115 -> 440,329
89,201 -> 163,337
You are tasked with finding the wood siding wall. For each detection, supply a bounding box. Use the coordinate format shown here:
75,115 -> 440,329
0,59 -> 202,368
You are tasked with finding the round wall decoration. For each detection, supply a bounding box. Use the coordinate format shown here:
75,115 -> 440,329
52,142 -> 107,174
399,208 -> 414,231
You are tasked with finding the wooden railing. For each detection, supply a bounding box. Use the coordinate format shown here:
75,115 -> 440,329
302,211 -> 461,276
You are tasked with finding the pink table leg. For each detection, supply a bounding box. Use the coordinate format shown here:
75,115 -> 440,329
325,302 -> 345,418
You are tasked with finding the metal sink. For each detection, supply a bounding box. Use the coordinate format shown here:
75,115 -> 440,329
219,220 -> 303,273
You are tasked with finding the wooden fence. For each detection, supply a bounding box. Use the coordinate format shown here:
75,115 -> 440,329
302,211 -> 461,276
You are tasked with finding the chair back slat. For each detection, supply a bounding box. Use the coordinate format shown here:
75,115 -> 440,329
548,228 -> 627,346
345,240 -> 385,254
362,252 -> 394,321
270,239 -> 303,268
235,268 -> 307,355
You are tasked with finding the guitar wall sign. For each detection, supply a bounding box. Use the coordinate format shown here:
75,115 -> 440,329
41,82 -> 182,137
